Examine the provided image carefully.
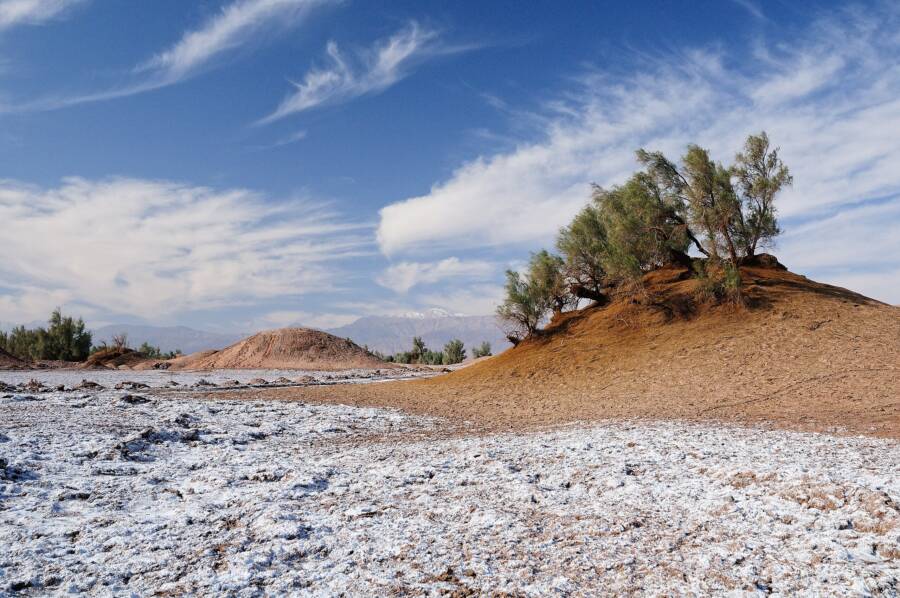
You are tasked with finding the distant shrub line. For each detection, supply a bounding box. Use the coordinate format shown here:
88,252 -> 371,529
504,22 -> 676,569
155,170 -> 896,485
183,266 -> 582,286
369,337 -> 492,365
1,315 -> 181,362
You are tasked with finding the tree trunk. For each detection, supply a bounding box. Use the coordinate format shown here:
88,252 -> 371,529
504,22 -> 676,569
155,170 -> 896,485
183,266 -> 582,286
667,249 -> 694,269
570,284 -> 609,306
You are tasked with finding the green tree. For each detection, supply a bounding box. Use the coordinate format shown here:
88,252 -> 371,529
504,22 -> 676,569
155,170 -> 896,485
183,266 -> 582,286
528,250 -> 575,315
732,131 -> 792,257
497,269 -> 547,343
138,342 -> 163,359
442,339 -> 466,365
556,203 -> 610,303
472,341 -> 492,358
411,336 -> 426,363
593,172 -> 693,281
0,309 -> 92,361
635,133 -> 789,267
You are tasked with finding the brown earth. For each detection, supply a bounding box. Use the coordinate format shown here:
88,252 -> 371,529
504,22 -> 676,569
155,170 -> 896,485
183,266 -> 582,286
79,347 -> 154,370
0,347 -> 29,370
251,260 -> 900,438
167,327 -> 393,371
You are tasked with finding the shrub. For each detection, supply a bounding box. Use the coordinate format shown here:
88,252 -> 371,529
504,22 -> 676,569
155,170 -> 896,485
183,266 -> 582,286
693,260 -> 743,305
442,339 -> 466,365
0,309 -> 92,361
472,341 -> 492,358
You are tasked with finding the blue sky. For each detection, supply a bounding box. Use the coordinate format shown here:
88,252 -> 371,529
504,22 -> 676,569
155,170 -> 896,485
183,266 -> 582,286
1,0 -> 898,331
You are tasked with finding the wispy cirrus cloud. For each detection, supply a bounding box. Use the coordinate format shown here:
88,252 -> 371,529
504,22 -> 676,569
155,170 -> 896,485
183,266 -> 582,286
138,0 -> 326,83
375,3 -> 900,302
0,177 -> 369,323
0,0 -> 85,30
376,257 -> 494,294
259,21 -> 461,124
9,0 -> 331,111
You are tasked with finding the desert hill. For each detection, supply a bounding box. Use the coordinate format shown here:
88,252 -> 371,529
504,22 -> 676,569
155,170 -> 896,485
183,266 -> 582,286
167,327 -> 391,371
269,259 -> 900,437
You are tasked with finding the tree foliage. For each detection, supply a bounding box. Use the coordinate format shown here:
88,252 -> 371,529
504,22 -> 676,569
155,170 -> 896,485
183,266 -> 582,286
497,132 -> 791,340
0,309 -> 92,362
556,204 -> 610,302
442,339 -> 466,365
472,341 -> 492,358
733,132 -> 792,256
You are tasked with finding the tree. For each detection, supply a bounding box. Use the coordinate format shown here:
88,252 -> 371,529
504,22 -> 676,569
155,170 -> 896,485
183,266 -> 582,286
111,333 -> 129,351
594,173 -> 693,281
411,336 -> 426,363
139,342 -> 164,359
732,132 -> 792,257
528,250 -> 576,315
0,309 -> 92,361
496,269 -> 546,343
556,204 -> 610,303
636,134 -> 789,267
442,339 -> 466,365
472,341 -> 492,358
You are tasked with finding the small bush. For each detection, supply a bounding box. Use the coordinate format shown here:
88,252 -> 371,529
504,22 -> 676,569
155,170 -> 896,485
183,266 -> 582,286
693,260 -> 743,305
472,341 -> 492,358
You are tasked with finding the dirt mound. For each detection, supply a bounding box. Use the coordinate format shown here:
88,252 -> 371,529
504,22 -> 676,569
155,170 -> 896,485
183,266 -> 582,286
168,328 -> 391,371
80,348 -> 155,370
267,259 -> 900,438
0,347 -> 29,370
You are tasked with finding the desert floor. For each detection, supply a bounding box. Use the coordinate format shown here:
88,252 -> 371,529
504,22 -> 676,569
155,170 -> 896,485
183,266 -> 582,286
1,369 -> 899,595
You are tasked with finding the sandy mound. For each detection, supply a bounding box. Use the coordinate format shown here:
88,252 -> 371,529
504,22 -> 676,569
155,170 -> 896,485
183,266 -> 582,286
168,328 -> 390,371
79,348 -> 156,370
264,259 -> 899,437
0,347 -> 29,370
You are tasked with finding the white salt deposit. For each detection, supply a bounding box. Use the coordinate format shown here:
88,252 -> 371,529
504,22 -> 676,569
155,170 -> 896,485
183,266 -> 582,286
1,374 -> 898,595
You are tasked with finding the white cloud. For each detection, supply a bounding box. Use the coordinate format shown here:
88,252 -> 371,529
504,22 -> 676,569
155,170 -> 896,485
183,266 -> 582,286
141,0 -> 324,83
10,0 -> 329,110
376,257 -> 493,294
259,21 -> 445,123
729,0 -> 765,21
418,284 -> 505,317
0,177 -> 369,323
375,4 -> 900,303
0,0 -> 84,30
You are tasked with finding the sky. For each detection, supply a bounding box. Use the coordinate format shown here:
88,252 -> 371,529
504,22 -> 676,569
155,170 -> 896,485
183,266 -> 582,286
1,0 -> 898,332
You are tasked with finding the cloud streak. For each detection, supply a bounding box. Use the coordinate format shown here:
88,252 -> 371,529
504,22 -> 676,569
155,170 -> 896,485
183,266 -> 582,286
259,21 -> 448,124
375,4 -> 900,302
376,257 -> 494,294
9,0 -> 329,111
0,177 -> 369,323
0,0 -> 84,30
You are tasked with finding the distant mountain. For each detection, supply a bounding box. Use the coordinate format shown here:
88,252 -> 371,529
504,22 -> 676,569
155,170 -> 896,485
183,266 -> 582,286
326,309 -> 510,356
91,324 -> 245,355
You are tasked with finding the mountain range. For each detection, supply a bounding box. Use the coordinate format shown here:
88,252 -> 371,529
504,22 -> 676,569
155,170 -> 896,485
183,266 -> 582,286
326,309 -> 510,355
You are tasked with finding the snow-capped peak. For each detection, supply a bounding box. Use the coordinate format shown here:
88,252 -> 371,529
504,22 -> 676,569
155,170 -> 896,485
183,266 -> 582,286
396,308 -> 465,319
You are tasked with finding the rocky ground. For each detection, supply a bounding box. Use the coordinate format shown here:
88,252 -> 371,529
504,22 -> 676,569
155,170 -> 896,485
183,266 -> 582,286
1,371 -> 898,595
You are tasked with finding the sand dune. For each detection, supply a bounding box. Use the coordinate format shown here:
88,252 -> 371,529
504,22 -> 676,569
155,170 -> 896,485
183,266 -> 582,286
167,327 -> 392,371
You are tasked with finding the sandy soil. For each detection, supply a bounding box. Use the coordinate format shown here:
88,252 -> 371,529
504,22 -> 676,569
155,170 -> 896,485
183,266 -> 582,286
241,265 -> 899,439
167,328 -> 392,371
